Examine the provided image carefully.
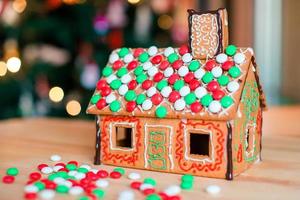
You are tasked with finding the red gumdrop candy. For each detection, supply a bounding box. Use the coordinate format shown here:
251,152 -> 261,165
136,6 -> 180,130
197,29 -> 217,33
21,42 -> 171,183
100,86 -> 111,97
45,181 -> 57,190
24,193 -> 37,199
29,172 -> 41,181
169,195 -> 182,200
169,91 -> 180,103
189,79 -> 201,91
110,171 -> 121,179
151,55 -> 163,64
130,181 -> 142,190
158,192 -> 169,200
128,80 -> 137,90
37,163 -> 48,171
205,60 -> 216,71
151,93 -> 163,105
153,72 -> 164,82
172,60 -> 183,70
184,72 -> 195,83
96,79 -> 107,90
112,60 -> 124,70
2,175 -> 15,184
67,161 -> 78,166
96,99 -> 107,110
127,60 -> 138,70
126,101 -> 137,112
222,60 -> 234,71
54,163 -> 65,167
190,101 -> 202,113
142,80 -> 153,90
133,48 -> 144,57
159,61 -> 169,70
168,74 -> 180,85
213,89 -> 225,100
143,188 -> 155,195
178,44 -> 189,55
207,80 -> 220,92
97,170 -> 109,178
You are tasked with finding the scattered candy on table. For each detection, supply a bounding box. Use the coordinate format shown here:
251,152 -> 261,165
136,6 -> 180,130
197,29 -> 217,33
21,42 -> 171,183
205,184 -> 221,195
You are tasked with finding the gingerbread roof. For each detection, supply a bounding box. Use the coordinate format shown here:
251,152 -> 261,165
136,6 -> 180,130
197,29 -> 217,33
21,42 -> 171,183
86,45 -> 261,120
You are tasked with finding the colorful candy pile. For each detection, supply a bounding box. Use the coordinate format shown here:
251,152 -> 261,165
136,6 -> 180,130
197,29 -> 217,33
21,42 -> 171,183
90,44 -> 246,118
2,167 -> 19,184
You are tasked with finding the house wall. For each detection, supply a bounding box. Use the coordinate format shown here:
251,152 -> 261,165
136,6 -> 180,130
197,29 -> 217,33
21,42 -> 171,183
232,62 -> 262,176
98,115 -> 229,179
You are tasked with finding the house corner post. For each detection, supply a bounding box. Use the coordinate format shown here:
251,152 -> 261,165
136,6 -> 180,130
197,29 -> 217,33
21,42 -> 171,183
94,116 -> 101,165
226,122 -> 233,180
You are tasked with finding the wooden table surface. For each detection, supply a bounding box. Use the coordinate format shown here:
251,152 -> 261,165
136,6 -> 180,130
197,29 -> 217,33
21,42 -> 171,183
0,106 -> 300,200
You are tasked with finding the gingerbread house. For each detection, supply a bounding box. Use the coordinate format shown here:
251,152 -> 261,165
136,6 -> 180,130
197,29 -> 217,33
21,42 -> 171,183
87,8 -> 266,180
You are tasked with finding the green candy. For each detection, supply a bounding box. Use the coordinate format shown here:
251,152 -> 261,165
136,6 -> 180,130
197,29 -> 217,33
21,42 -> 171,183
56,185 -> 69,193
173,80 -> 185,91
48,173 -> 59,181
118,47 -> 129,58
144,178 -> 156,186
202,72 -> 213,84
66,164 -> 77,171
221,96 -> 233,108
201,94 -> 213,107
136,94 -> 146,105
139,52 -> 149,63
117,67 -> 128,77
136,73 -> 147,84
34,182 -> 45,191
189,60 -> 200,71
181,174 -> 194,182
146,194 -> 161,200
110,100 -> 121,112
110,79 -> 122,90
56,171 -> 68,178
225,45 -> 237,56
228,66 -> 241,78
113,167 -> 125,175
134,66 -> 144,76
102,66 -> 113,77
184,93 -> 196,105
6,167 -> 19,176
156,80 -> 168,91
218,75 -> 230,86
125,90 -> 136,101
91,94 -> 101,105
93,189 -> 105,198
77,167 -> 89,173
167,53 -> 179,63
155,106 -> 167,118
180,181 -> 193,190
78,196 -> 89,200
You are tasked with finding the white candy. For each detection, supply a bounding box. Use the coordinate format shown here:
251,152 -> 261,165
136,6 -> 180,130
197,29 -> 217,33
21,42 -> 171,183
121,74 -> 132,84
79,164 -> 91,171
161,86 -> 172,98
164,185 -> 181,196
39,189 -> 55,200
143,61 -> 153,70
69,186 -> 84,195
118,190 -> 135,200
124,53 -> 134,63
211,66 -> 223,78
164,47 -> 174,57
95,179 -> 109,188
227,81 -> 240,92
195,86 -> 207,99
194,68 -> 206,79
53,177 -> 65,184
140,183 -> 154,191
179,86 -> 190,97
208,101 -> 222,113
53,165 -> 63,172
106,93 -> 116,104
148,46 -> 158,56
74,172 -> 86,180
182,53 -> 193,63
205,185 -> 221,195
106,74 -> 117,84
41,167 -> 53,174
216,53 -> 228,63
146,86 -> 156,97
147,66 -> 158,77
50,154 -> 61,162
24,185 -> 39,193
174,99 -> 186,111
109,53 -> 119,64
118,84 -> 128,96
128,172 -> 141,180
62,180 -> 72,188
142,99 -> 152,110
234,53 -> 245,64
178,66 -> 189,77
164,67 -> 174,77
68,170 -> 77,177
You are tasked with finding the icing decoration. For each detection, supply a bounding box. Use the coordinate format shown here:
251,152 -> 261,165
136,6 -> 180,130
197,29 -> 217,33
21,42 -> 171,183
189,79 -> 201,91
142,99 -> 153,110
133,48 -> 144,57
156,80 -> 168,91
174,99 -> 186,111
117,67 -> 128,78
148,46 -> 158,56
153,72 -> 164,82
100,86 -> 111,96
227,81 -> 239,92
225,45 -> 237,56
159,60 -> 169,70
208,100 -> 222,113
216,53 -> 228,63
233,53 -> 245,64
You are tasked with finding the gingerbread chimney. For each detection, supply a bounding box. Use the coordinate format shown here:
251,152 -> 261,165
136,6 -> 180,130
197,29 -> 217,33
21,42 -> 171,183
188,8 -> 229,59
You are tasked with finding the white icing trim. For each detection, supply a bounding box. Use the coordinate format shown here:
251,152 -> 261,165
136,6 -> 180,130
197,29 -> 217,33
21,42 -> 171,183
245,123 -> 256,157
144,124 -> 174,170
109,122 -> 136,152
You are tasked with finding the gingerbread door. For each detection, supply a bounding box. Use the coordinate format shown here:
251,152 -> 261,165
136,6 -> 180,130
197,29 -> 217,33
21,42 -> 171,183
144,124 -> 174,172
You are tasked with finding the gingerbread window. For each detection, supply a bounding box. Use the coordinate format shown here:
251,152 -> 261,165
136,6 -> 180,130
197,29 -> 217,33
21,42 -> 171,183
245,126 -> 255,153
189,131 -> 211,158
115,126 -> 133,149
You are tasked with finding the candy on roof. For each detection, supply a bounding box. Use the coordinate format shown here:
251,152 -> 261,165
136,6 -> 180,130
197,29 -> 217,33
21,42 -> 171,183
86,44 -> 260,120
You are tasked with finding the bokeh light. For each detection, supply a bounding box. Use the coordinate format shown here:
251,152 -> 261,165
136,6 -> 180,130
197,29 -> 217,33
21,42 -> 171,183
66,100 -> 81,116
12,0 -> 27,13
127,0 -> 140,5
6,57 -> 21,73
0,61 -> 7,76
49,87 -> 64,103
157,14 -> 173,30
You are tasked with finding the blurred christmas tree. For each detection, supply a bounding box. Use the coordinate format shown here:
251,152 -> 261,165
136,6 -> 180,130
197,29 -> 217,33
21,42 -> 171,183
0,0 -> 189,119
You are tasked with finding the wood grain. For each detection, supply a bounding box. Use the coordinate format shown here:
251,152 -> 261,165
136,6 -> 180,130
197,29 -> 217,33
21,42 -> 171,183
0,106 -> 300,199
